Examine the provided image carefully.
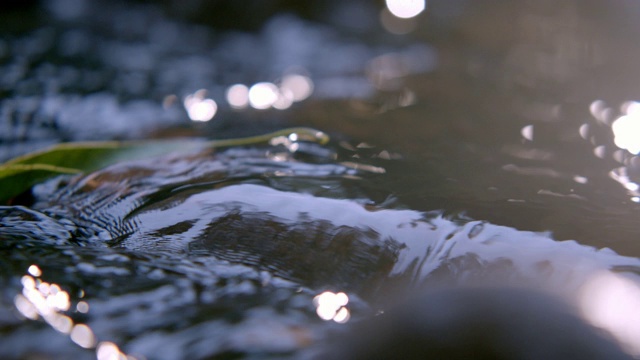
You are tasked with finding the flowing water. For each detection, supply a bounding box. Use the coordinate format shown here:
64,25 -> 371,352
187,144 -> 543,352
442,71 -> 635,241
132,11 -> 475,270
2,0 -> 640,359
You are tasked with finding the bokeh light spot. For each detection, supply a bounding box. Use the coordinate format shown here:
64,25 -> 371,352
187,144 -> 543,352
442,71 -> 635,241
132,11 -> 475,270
226,84 -> 249,109
313,291 -> 350,323
280,74 -> 313,102
97,341 -> 127,360
49,314 -> 73,334
385,0 -> 426,19
77,301 -> 90,313
184,89 -> 217,122
249,82 -> 279,110
579,272 -> 640,356
14,267 -> 131,357
612,112 -> 640,155
521,124 -> 534,141
272,88 -> 294,110
573,175 -> 588,184
14,294 -> 38,320
28,265 -> 42,277
70,324 -> 96,348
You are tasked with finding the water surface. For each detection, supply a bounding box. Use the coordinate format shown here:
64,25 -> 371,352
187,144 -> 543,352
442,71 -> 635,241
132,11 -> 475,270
2,0 -> 640,358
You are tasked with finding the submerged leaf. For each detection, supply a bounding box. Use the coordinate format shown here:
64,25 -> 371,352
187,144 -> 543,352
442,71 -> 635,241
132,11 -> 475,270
0,127 -> 329,204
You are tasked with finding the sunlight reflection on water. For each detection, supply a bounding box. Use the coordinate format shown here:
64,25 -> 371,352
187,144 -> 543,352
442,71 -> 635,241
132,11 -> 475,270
579,272 -> 640,357
313,291 -> 351,324
14,265 -> 132,360
612,102 -> 640,155
248,82 -> 280,110
184,89 -> 217,122
235,73 -> 314,111
226,84 -> 250,109
385,0 -> 426,19
586,100 -> 640,202
4,0 -> 640,358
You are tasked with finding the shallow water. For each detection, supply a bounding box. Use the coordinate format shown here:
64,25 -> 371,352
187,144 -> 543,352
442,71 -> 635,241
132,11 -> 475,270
4,141 -> 640,358
2,0 -> 640,359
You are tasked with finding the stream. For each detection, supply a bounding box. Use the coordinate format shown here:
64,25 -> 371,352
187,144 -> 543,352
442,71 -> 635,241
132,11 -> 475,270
2,0 -> 640,359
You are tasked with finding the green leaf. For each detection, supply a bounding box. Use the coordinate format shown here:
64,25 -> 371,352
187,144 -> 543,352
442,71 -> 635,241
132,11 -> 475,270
0,164 -> 80,203
4,140 -> 206,171
0,127 -> 329,204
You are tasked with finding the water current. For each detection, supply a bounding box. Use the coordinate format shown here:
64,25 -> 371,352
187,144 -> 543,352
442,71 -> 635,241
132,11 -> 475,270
2,0 -> 640,359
